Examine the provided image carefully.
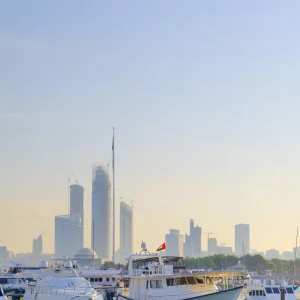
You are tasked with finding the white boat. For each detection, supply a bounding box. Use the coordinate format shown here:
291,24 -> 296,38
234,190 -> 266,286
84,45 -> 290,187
244,276 -> 296,300
23,261 -> 103,300
117,252 -> 243,300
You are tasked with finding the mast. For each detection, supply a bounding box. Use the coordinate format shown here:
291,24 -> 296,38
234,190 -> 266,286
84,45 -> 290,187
92,219 -> 95,269
112,127 -> 115,263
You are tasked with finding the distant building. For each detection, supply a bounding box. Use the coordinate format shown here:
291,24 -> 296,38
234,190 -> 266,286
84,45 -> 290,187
92,166 -> 111,259
266,249 -> 279,260
0,247 -> 8,265
165,229 -> 184,257
55,214 -> 83,257
119,202 -> 133,264
208,238 -> 218,254
183,234 -> 193,257
282,251 -> 294,260
190,219 -> 202,256
218,245 -> 233,255
70,184 -> 84,250
235,224 -> 250,256
33,234 -> 43,255
70,184 -> 84,225
74,248 -> 101,268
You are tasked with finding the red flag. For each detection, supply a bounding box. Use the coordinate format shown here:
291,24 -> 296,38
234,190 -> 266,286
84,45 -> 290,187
156,242 -> 166,251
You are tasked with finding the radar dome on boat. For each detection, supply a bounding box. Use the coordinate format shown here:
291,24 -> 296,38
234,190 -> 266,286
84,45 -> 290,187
64,260 -> 73,268
39,260 -> 48,268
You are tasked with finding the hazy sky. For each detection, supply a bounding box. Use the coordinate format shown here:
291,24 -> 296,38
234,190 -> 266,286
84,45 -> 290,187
1,1 -> 300,255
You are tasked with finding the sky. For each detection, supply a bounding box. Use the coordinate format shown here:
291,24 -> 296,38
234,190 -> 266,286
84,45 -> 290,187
1,1 -> 300,255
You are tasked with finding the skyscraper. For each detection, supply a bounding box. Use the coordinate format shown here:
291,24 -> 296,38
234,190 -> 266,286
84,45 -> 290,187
165,229 -> 184,257
55,214 -> 83,257
190,219 -> 202,257
235,224 -> 250,256
70,183 -> 84,249
70,184 -> 84,225
33,234 -> 43,255
92,166 -> 111,259
119,201 -> 133,264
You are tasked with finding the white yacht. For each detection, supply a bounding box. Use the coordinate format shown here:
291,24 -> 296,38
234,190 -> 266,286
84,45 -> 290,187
117,252 -> 243,300
244,276 -> 296,300
23,261 -> 103,300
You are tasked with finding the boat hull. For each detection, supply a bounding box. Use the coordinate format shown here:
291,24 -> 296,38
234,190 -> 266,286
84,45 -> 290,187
118,286 -> 243,300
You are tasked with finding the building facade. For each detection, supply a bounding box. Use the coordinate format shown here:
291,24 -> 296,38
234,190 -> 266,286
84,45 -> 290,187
70,184 -> 84,225
190,219 -> 202,257
235,224 -> 250,256
91,166 -> 111,259
165,229 -> 183,257
33,234 -> 43,255
208,237 -> 218,254
55,214 -> 83,258
119,202 -> 133,264
70,184 -> 84,250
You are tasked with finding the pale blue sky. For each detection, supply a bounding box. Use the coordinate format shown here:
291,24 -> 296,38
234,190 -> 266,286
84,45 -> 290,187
1,1 -> 300,254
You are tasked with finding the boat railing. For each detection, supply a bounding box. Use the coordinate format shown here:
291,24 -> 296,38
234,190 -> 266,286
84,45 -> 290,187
28,285 -> 97,296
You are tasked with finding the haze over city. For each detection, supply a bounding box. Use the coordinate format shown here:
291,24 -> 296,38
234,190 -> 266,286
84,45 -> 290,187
2,1 -> 300,255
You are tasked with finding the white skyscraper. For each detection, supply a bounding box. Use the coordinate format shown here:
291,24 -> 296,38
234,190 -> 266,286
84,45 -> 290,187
119,202 -> 133,264
165,229 -> 184,257
92,166 -> 111,259
55,214 -> 83,257
235,224 -> 250,256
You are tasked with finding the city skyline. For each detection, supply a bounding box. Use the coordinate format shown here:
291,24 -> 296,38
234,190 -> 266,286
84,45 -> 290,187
2,1 -> 300,254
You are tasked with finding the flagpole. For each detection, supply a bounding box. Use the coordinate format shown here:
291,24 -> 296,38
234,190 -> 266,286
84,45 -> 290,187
112,127 -> 115,264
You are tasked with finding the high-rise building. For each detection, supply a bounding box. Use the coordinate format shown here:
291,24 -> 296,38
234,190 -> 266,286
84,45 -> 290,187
119,202 -> 133,264
183,234 -> 193,257
91,166 -> 111,259
33,234 -> 43,255
208,238 -> 218,254
190,219 -> 202,256
165,229 -> 184,257
235,224 -> 250,256
55,214 -> 83,257
70,184 -> 84,250
70,184 -> 84,225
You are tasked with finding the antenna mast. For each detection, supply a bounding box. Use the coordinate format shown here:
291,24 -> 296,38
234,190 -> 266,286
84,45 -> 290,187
112,127 -> 115,263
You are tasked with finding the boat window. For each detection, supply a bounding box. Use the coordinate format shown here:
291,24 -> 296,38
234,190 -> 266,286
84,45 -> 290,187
249,291 -> 253,296
94,278 -> 99,282
0,279 -> 7,284
206,277 -> 212,285
179,277 -> 187,285
286,287 -> 294,294
186,277 -> 197,285
265,287 -> 273,294
195,278 -> 204,284
150,280 -> 163,288
106,278 -> 109,282
90,278 -> 94,282
166,278 -> 175,286
256,290 -> 260,296
272,287 -> 280,294
112,278 -> 116,282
